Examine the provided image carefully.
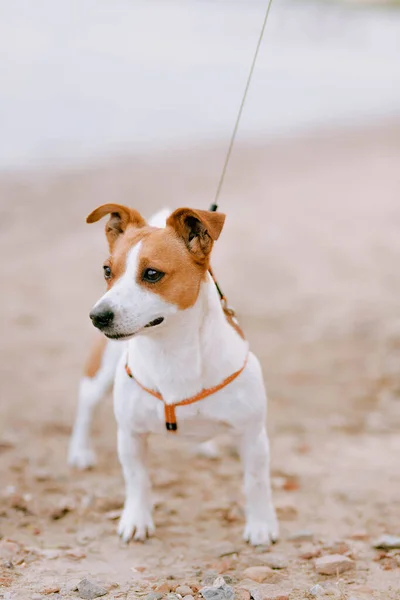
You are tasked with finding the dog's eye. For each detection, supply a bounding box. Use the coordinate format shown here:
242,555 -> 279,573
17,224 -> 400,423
142,268 -> 165,283
103,265 -> 112,279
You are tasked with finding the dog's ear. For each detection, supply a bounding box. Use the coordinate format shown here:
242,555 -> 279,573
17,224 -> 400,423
86,204 -> 146,249
167,208 -> 226,263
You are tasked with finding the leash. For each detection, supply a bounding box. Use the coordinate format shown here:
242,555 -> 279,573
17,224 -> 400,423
124,3 -> 273,432
209,0 -> 273,308
211,0 -> 274,213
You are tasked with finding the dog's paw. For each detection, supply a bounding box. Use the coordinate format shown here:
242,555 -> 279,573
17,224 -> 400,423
68,443 -> 97,470
118,504 -> 155,543
243,518 -> 279,546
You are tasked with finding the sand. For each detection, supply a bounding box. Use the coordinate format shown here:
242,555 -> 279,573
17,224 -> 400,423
1,120 -> 400,599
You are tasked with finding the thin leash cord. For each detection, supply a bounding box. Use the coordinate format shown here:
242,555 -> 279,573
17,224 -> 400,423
210,0 -> 274,214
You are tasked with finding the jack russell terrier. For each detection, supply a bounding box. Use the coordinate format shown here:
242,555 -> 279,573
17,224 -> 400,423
68,204 -> 278,546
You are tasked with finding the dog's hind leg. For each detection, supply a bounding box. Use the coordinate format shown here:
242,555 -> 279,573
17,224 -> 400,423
68,336 -> 124,469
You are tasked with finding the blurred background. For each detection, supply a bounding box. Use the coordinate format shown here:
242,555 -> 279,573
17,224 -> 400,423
1,1 -> 400,598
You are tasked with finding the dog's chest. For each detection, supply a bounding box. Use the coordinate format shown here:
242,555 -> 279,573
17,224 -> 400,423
123,385 -> 238,439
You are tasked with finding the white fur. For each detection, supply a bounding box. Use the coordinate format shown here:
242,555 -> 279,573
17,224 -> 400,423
68,340 -> 124,468
70,207 -> 278,545
69,208 -> 219,466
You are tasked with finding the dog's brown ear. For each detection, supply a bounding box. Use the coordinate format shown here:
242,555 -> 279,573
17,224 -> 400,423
167,208 -> 226,263
86,204 -> 146,249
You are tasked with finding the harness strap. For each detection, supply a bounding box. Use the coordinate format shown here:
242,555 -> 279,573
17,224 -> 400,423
125,350 -> 249,432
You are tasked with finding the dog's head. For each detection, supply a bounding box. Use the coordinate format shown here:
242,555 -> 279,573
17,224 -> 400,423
87,204 -> 225,340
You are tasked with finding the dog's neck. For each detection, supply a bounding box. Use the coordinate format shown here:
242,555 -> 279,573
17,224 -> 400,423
127,273 -> 247,405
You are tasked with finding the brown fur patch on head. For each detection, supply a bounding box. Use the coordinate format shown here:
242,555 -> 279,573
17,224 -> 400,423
166,208 -> 226,266
88,205 -> 226,311
87,204 -> 146,251
107,226 -> 156,286
137,227 -> 207,309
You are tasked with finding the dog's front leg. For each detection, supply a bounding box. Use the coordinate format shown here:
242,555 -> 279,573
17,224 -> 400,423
241,425 -> 279,546
117,428 -> 154,542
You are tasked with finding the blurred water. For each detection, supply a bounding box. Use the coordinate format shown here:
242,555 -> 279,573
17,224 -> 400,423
0,0 -> 399,169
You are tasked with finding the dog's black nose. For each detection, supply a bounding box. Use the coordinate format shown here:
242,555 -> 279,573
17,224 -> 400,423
90,306 -> 114,329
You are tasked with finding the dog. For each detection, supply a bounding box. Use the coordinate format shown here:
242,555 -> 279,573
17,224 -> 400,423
69,204 -> 278,546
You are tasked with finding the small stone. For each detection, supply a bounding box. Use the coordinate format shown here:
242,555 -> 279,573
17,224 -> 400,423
77,578 -> 107,599
33,468 -> 51,482
249,588 -> 289,600
0,540 -> 20,560
202,571 -> 219,586
145,593 -> 163,600
235,589 -> 250,600
323,540 -> 349,555
2,560 -> 13,569
183,596 -> 195,600
214,541 -> 238,557
373,534 -> 400,549
349,530 -> 368,541
42,588 -> 61,595
261,553 -> 288,570
201,579 -> 234,600
40,549 -> 60,560
155,582 -> 173,593
288,530 -> 314,542
176,586 -> 193,596
66,548 -> 86,560
104,509 -> 121,521
275,502 -> 297,521
65,579 -> 80,593
315,554 -> 354,575
299,544 -> 321,560
309,585 -> 324,597
242,566 -> 275,583
50,499 -> 75,520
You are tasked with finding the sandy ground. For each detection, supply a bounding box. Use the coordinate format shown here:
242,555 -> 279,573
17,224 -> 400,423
1,121 -> 400,599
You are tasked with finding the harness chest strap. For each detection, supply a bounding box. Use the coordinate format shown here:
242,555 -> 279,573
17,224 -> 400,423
125,350 -> 249,432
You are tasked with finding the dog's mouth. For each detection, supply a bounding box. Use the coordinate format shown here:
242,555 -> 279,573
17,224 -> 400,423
144,316 -> 164,328
105,317 -> 165,340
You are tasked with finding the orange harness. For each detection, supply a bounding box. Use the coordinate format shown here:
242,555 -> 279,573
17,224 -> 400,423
125,351 -> 249,432
125,267 -> 247,432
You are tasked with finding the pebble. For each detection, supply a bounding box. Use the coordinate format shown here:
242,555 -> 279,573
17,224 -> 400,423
2,560 -> 13,569
214,541 -> 237,557
261,553 -> 288,570
299,544 -> 321,560
373,534 -> 400,550
77,578 -> 107,600
249,587 -> 289,600
309,585 -> 324,597
175,586 -> 193,596
183,596 -> 195,600
0,540 -> 20,560
350,530 -> 368,541
145,593 -> 163,600
275,502 -> 297,521
64,579 -> 80,593
288,530 -> 314,542
155,582 -> 173,593
323,540 -> 349,555
235,589 -> 251,600
242,567 -> 278,584
200,578 -> 235,600
315,554 -> 354,575
202,571 -> 219,586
